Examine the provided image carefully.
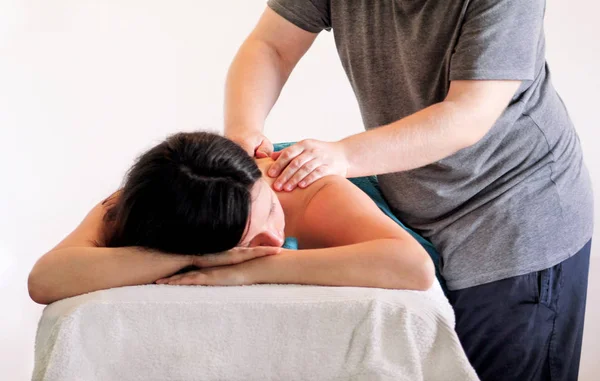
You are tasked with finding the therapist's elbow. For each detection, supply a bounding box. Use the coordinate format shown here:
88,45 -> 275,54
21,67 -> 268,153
460,124 -> 492,150
453,114 -> 495,150
439,100 -> 493,151
448,104 -> 506,151
443,79 -> 520,151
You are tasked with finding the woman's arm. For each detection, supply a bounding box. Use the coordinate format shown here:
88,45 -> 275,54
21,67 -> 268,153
160,239 -> 432,291
161,177 -> 435,291
288,176 -> 435,290
28,194 -> 193,304
28,246 -> 193,305
248,239 -> 433,290
253,178 -> 434,290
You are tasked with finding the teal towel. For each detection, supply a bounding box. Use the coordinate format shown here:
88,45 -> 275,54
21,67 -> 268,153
273,142 -> 446,291
282,237 -> 298,250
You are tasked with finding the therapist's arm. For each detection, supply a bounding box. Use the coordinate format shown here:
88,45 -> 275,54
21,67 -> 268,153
341,80 -> 521,178
270,79 -> 521,189
224,7 -> 317,156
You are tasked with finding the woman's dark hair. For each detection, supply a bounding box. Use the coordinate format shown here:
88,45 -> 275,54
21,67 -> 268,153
102,131 -> 262,255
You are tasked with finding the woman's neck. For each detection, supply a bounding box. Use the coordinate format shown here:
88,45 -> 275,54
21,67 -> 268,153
254,157 -> 315,239
255,157 -> 277,188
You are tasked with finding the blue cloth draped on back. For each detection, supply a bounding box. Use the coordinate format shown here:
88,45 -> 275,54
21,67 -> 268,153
273,142 -> 446,291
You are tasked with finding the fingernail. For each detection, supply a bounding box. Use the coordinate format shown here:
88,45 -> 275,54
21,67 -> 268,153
269,169 -> 276,177
284,184 -> 292,191
274,182 -> 281,189
299,182 -> 306,187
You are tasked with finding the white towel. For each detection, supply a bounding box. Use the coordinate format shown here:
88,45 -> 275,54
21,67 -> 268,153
33,282 -> 479,381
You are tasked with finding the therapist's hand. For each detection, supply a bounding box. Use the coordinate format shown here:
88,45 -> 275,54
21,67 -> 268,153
228,131 -> 274,159
269,139 -> 348,191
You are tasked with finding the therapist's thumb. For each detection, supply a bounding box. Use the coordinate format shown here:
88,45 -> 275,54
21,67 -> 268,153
255,138 -> 274,158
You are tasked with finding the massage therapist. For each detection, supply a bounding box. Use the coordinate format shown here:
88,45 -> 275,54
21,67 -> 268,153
223,2 -> 593,380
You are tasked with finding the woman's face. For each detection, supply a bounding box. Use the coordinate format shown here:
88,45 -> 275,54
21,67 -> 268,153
238,179 -> 286,248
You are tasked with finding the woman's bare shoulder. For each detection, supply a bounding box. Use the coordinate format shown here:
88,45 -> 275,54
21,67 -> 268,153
296,174 -> 408,247
50,190 -> 121,252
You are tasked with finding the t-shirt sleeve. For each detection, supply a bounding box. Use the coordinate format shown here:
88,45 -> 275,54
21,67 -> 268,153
449,0 -> 545,81
267,0 -> 331,33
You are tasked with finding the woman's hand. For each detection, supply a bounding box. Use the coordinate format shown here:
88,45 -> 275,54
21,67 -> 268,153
155,246 -> 281,286
189,246 -> 281,268
268,140 -> 348,192
155,264 -> 251,286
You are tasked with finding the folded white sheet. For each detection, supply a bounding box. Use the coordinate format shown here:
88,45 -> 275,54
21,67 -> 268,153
33,282 -> 478,381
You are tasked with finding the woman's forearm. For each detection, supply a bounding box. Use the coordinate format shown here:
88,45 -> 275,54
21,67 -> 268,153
28,246 -> 192,304
247,239 -> 435,291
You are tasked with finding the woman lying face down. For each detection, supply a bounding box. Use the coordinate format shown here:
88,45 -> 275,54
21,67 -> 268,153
101,132 -> 288,254
28,132 -> 435,304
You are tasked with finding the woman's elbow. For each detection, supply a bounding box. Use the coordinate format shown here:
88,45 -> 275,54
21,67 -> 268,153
28,270 -> 49,305
412,255 -> 436,291
28,260 -> 56,305
390,243 -> 436,291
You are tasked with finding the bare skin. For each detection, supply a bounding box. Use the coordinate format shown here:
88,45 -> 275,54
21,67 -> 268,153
225,7 -> 520,191
28,157 -> 435,305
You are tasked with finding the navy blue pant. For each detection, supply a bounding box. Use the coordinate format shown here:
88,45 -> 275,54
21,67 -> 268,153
448,240 -> 591,381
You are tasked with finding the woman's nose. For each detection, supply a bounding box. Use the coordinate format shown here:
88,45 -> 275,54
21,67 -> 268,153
267,230 -> 285,247
254,230 -> 284,247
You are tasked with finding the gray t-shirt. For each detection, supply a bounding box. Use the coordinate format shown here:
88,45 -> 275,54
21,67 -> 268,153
267,0 -> 594,290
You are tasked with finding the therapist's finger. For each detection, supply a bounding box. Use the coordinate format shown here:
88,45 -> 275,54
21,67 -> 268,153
282,159 -> 320,191
297,166 -> 328,189
273,153 -> 314,191
267,144 -> 305,178
255,138 -> 274,158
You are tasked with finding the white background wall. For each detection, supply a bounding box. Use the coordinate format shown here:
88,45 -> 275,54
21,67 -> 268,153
0,1 -> 597,379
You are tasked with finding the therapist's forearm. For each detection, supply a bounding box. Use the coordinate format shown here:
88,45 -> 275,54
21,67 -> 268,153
224,39 -> 290,136
340,100 -> 485,178
340,79 -> 522,178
